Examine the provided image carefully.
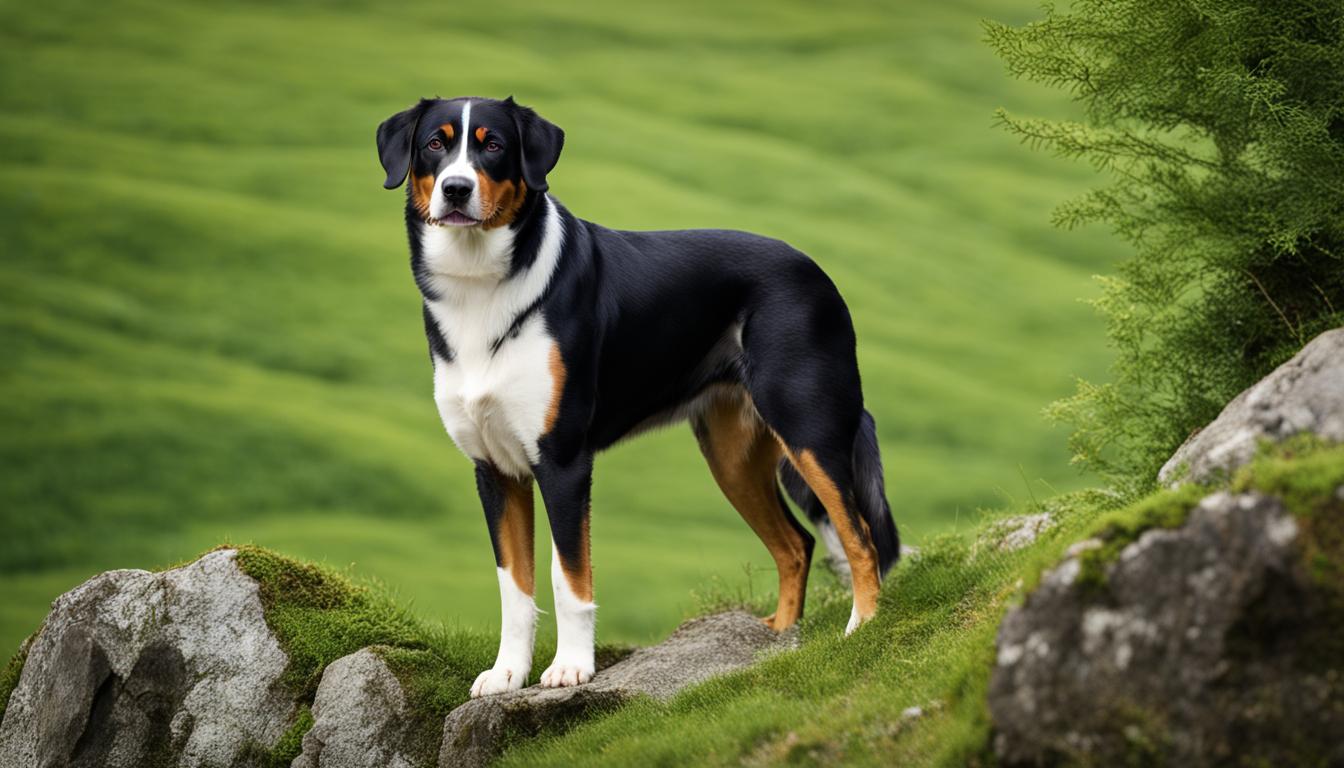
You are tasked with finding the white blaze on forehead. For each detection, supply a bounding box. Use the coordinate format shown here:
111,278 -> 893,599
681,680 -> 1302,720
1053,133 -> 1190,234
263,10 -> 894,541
455,100 -> 472,166
430,99 -> 480,220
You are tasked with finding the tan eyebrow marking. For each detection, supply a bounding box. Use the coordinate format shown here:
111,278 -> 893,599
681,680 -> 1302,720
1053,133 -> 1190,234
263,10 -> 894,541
440,123 -> 455,139
475,126 -> 488,142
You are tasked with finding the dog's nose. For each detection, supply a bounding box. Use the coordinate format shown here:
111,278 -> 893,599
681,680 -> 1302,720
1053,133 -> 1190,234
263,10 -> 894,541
441,177 -> 474,204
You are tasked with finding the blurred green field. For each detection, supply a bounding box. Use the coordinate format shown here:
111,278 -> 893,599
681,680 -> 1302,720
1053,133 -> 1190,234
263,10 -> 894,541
0,0 -> 1125,653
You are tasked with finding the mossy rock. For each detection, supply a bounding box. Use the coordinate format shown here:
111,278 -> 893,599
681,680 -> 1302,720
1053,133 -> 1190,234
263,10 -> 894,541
990,444 -> 1344,767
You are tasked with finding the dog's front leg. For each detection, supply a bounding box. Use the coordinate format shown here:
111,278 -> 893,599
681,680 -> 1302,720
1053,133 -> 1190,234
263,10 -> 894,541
470,462 -> 538,698
534,453 -> 596,687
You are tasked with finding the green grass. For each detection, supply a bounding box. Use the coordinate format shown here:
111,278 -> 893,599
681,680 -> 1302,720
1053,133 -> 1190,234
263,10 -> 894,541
262,706 -> 313,768
492,491 -> 1100,767
494,443 -> 1344,767
4,446 -> 1338,763
0,0 -> 1128,654
228,544 -> 497,766
0,633 -> 30,725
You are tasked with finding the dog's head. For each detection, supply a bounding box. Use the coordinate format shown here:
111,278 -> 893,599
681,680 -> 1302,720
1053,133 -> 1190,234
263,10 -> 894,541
377,97 -> 564,230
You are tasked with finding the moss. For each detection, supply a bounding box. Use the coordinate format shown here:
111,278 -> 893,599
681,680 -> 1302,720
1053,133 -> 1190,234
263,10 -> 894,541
1233,438 -> 1344,519
265,705 -> 314,767
1113,703 -> 1173,768
228,545 -> 426,700
1234,440 -> 1344,597
0,634 -> 32,724
222,545 -> 502,764
378,646 -> 472,720
1073,483 -> 1209,595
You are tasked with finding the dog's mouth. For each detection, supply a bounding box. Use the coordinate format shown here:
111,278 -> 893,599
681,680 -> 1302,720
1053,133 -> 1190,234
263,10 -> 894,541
427,210 -> 481,228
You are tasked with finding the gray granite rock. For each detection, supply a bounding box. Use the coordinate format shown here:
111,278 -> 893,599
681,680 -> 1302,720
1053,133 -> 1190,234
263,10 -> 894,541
1160,328 -> 1344,484
292,648 -> 433,768
440,610 -> 795,767
0,549 -> 294,768
989,491 -> 1344,767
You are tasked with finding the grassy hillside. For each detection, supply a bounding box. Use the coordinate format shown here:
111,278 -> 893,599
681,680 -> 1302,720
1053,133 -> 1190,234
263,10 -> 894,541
9,445 -> 1332,763
499,442 -> 1344,767
0,0 -> 1126,653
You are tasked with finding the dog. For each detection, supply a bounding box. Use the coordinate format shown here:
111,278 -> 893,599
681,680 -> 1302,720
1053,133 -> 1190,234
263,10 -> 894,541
376,96 -> 900,697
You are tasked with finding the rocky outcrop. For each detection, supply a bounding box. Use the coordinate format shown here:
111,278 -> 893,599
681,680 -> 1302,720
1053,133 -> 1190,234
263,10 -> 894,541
440,611 -> 795,768
0,549 -> 294,768
0,549 -> 806,768
292,649 -> 433,768
1160,328 -> 1344,484
989,491 -> 1344,767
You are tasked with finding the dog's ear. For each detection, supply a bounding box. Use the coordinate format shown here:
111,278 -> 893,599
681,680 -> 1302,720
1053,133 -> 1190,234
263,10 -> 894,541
508,97 -> 565,194
376,100 -> 429,190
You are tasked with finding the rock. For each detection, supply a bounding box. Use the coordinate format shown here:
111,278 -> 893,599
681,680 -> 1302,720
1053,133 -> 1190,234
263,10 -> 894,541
979,513 -> 1055,554
989,491 -> 1344,767
0,549 -> 294,768
1160,328 -> 1344,484
440,611 -> 795,767
292,649 -> 433,768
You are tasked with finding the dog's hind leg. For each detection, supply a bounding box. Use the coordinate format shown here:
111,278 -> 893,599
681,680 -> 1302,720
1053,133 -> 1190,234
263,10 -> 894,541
470,462 -> 538,697
692,388 -> 815,631
740,291 -> 894,636
778,448 -> 881,635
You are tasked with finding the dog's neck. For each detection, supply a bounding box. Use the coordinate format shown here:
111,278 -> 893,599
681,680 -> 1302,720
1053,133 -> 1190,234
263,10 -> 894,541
418,221 -> 518,284
414,190 -> 555,296
415,192 -> 563,323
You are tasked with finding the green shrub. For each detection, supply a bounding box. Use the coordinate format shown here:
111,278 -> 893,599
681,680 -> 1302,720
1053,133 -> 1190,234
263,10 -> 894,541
987,0 -> 1344,495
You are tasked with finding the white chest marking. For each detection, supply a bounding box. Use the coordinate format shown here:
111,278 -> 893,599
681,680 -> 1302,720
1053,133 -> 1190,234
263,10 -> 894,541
428,196 -> 564,478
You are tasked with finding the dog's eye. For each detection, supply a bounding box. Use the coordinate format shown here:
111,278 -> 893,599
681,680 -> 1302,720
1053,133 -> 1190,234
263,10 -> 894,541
427,138 -> 444,151
485,141 -> 502,153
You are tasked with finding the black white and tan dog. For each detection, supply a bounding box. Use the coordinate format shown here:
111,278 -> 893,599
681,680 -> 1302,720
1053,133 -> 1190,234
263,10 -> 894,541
376,96 -> 900,696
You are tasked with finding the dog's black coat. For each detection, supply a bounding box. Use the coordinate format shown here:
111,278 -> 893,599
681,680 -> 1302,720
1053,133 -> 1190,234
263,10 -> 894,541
378,96 -> 899,621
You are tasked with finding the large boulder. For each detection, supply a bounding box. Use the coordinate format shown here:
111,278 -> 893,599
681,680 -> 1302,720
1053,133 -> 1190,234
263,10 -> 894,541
292,648 -> 433,768
989,490 -> 1344,766
1160,328 -> 1344,484
440,611 -> 795,768
0,549 -> 295,768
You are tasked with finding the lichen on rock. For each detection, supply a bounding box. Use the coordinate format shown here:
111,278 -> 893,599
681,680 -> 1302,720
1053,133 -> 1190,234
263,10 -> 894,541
989,487 -> 1344,767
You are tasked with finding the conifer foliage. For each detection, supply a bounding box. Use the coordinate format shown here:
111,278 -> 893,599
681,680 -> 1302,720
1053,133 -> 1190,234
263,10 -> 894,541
988,0 -> 1344,493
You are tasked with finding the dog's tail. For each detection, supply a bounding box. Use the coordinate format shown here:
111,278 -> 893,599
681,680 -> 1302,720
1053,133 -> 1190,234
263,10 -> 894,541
778,409 -> 900,578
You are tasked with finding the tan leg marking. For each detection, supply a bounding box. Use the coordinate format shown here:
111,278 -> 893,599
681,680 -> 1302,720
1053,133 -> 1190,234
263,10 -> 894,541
697,390 -> 812,630
783,446 -> 881,626
559,511 -> 593,603
543,342 -> 567,434
497,473 -> 536,596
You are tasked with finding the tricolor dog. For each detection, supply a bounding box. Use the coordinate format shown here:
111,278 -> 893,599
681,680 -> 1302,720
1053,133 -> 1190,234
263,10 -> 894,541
376,96 -> 900,697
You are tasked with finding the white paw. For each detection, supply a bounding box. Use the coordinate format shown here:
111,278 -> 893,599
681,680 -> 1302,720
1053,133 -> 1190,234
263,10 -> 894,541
539,659 -> 594,688
470,665 -> 528,698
